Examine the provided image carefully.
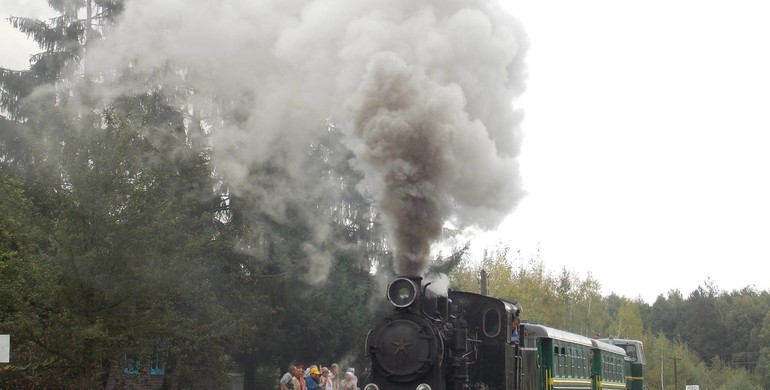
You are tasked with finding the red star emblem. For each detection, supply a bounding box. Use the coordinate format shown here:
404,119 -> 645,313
392,337 -> 412,355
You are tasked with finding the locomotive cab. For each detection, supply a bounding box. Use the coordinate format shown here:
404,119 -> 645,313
449,291 -> 523,390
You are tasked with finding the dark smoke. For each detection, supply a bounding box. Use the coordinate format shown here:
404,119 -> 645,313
342,6 -> 528,276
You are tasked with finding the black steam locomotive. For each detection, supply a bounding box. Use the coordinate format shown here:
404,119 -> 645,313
362,276 -> 646,390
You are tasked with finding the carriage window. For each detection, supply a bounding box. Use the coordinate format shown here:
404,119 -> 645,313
576,349 -> 581,377
626,345 -> 638,361
482,309 -> 501,338
611,357 -> 615,380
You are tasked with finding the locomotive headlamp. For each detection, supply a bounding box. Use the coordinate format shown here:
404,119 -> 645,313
415,384 -> 432,390
387,277 -> 418,308
363,384 -> 379,390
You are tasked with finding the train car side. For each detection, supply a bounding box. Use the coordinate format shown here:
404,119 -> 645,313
590,339 -> 627,390
598,338 -> 646,390
449,291 -> 522,390
521,324 -> 595,390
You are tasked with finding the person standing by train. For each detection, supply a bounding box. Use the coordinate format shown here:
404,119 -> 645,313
510,317 -> 521,344
294,366 -> 307,390
305,366 -> 323,390
321,367 -> 333,390
329,363 -> 340,389
280,365 -> 296,390
340,369 -> 357,390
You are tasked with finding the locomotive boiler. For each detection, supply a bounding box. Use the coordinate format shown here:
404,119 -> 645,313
362,276 -> 646,390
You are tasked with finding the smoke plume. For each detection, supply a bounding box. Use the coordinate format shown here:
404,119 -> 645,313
86,0 -> 528,278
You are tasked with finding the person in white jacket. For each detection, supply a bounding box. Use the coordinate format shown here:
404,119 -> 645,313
340,369 -> 357,390
320,367 -> 334,390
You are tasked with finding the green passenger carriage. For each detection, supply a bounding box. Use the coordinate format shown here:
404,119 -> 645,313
520,324 -> 627,390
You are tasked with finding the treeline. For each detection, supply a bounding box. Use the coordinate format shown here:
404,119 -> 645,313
448,247 -> 770,389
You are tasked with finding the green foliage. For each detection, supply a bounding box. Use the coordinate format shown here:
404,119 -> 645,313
608,299 -> 644,340
0,68 -> 40,120
449,246 -> 611,337
0,87 -> 229,386
757,343 -> 770,389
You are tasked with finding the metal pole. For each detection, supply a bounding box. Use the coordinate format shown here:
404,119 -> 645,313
670,357 -> 681,390
480,269 -> 488,296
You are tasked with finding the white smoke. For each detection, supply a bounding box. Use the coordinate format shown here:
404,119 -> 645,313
86,0 -> 528,279
425,274 -> 451,298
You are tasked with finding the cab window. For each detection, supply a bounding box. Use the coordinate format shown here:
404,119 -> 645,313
482,309 -> 501,338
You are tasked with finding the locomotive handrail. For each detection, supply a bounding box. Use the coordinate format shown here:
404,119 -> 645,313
420,282 -> 442,322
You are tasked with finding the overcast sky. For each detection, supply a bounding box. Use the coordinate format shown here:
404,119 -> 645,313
2,1 -> 769,303
481,0 -> 770,302
0,1 -> 52,70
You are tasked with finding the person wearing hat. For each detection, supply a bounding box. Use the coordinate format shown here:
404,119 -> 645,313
320,366 -> 333,390
305,366 -> 323,390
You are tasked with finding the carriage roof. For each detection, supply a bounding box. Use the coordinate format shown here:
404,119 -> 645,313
522,323 -> 626,355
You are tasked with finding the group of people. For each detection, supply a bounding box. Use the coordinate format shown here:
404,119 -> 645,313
279,363 -> 359,390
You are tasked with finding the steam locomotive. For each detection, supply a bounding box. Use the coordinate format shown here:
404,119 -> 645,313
362,276 -> 645,390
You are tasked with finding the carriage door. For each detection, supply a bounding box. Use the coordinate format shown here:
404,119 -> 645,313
518,326 -> 540,390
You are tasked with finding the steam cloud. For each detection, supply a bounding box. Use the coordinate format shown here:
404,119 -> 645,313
86,0 -> 528,278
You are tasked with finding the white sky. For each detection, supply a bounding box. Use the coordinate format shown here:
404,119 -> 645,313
480,0 -> 770,303
2,1 -> 769,303
0,1 -> 54,70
